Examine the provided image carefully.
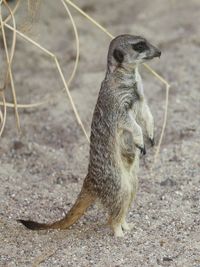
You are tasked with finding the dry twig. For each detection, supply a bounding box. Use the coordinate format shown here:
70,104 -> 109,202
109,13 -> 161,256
0,91 -> 7,137
4,21 -> 89,141
0,0 -> 20,131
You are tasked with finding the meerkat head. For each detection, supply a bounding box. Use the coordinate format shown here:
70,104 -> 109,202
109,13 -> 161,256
107,34 -> 161,73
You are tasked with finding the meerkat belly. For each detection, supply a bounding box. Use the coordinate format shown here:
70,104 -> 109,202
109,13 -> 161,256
116,129 -> 138,188
119,155 -> 138,197
118,128 -> 135,167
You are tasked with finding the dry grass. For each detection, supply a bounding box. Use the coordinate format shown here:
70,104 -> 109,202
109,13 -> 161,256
0,0 -> 170,167
0,0 -> 19,135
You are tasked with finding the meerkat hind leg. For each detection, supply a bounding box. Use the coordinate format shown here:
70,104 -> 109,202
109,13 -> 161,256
121,184 -> 138,232
120,205 -> 134,232
109,198 -> 132,237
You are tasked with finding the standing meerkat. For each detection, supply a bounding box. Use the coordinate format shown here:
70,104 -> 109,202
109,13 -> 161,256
19,34 -> 161,237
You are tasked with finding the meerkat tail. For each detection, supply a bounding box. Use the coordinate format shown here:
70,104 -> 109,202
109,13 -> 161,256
18,190 -> 95,230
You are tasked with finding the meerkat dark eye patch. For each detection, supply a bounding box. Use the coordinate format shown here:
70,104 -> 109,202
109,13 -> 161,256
132,41 -> 148,53
113,49 -> 124,63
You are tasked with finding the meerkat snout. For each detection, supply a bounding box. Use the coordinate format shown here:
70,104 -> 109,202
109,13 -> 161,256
131,40 -> 161,62
144,43 -> 161,60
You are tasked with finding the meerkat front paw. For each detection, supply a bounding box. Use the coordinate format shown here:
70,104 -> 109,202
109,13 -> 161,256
149,138 -> 155,147
133,131 -> 146,156
128,110 -> 146,155
136,144 -> 146,155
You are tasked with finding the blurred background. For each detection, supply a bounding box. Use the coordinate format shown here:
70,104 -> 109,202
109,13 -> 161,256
0,1 -> 200,266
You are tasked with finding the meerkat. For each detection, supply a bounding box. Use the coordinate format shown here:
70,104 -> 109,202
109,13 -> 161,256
19,34 -> 161,237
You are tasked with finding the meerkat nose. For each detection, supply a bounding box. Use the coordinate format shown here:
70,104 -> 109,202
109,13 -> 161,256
155,50 -> 161,58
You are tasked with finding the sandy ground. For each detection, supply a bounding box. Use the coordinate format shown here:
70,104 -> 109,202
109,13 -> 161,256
0,0 -> 200,266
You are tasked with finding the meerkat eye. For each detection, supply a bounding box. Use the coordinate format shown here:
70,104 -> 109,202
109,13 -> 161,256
132,41 -> 148,53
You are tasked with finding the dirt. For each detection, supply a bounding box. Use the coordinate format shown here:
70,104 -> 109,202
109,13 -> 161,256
0,0 -> 200,266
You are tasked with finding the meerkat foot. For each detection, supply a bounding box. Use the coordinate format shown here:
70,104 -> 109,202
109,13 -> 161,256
112,224 -> 124,237
113,224 -> 124,237
107,217 -> 124,237
122,221 -> 134,231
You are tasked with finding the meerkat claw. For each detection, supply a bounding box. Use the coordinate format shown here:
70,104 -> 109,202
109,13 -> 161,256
136,144 -> 146,155
149,138 -> 155,147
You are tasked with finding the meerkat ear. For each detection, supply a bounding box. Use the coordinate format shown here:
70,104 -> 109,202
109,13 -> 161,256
113,48 -> 124,63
